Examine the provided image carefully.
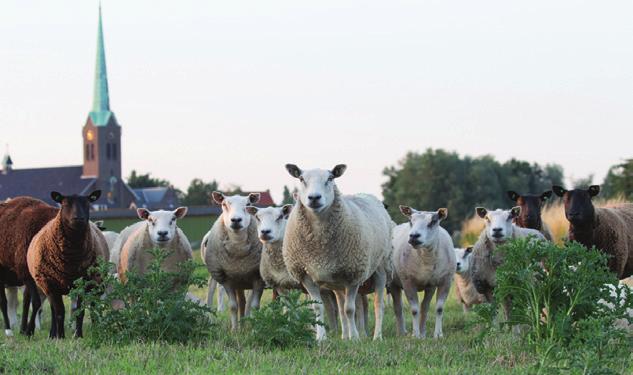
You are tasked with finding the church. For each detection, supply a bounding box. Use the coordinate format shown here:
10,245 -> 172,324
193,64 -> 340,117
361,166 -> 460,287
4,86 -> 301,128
0,7 -> 176,210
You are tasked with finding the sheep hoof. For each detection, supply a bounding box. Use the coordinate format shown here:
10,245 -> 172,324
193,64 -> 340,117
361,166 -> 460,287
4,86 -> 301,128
5,329 -> 13,337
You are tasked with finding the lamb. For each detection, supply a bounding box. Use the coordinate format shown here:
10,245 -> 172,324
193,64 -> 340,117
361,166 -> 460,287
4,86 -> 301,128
391,206 -> 456,338
453,247 -> 486,313
470,207 -> 546,303
203,192 -> 265,331
507,190 -> 554,241
553,185 -> 633,279
0,196 -> 58,337
282,164 -> 393,341
118,207 -> 192,283
26,190 -> 109,338
246,204 -> 339,332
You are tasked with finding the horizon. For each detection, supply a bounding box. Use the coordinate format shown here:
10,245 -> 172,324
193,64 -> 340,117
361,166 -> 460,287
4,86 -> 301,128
1,1 -> 632,202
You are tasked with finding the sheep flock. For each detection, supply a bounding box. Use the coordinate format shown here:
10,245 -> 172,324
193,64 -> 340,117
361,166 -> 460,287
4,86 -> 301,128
1,164 -> 632,341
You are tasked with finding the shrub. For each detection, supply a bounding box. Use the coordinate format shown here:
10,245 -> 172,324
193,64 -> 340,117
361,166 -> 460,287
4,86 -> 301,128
242,290 -> 321,349
70,248 -> 214,346
476,238 -> 633,371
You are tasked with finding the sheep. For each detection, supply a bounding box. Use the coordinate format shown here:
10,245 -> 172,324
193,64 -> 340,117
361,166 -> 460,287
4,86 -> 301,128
282,164 -> 393,341
200,231 -> 227,312
390,206 -> 456,338
470,207 -> 545,326
507,190 -> 554,241
553,185 -> 633,279
245,204 -> 339,332
118,207 -> 192,283
26,190 -> 109,338
203,192 -> 265,331
4,286 -> 46,332
0,196 -> 58,337
453,247 -> 486,313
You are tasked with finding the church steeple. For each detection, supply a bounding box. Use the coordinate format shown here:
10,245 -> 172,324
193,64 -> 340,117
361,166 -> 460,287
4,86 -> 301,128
89,4 -> 113,126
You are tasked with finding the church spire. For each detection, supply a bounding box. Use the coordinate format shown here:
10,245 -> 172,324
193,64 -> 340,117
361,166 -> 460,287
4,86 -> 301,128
89,3 -> 113,126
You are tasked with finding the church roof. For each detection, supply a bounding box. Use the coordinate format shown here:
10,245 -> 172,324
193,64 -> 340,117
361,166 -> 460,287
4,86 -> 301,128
0,166 -> 97,205
90,4 -> 113,127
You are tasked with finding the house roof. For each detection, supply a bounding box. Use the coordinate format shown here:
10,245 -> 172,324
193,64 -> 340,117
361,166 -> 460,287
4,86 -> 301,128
256,190 -> 275,206
0,165 -> 96,205
133,187 -> 168,205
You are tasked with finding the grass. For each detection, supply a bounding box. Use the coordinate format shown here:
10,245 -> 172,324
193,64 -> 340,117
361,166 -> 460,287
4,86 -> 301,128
0,285 -> 538,374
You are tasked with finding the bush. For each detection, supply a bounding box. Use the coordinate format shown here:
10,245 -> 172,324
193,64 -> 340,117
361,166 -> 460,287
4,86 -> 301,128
476,239 -> 633,372
70,248 -> 214,346
242,290 -> 321,349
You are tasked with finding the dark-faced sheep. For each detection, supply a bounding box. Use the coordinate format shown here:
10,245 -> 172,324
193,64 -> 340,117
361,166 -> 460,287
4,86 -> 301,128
553,185 -> 633,279
26,190 -> 109,339
0,196 -> 57,336
507,190 -> 553,241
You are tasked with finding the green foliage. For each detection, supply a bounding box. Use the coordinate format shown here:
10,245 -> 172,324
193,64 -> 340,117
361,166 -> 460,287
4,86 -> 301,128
70,248 -> 214,346
126,170 -> 171,188
382,149 -> 564,232
181,178 -> 219,206
281,185 -> 297,205
602,158 -> 633,200
478,238 -> 633,372
242,290 -> 321,349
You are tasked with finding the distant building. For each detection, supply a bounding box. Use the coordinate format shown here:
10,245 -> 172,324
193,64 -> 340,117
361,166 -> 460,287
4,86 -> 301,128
0,6 -> 177,209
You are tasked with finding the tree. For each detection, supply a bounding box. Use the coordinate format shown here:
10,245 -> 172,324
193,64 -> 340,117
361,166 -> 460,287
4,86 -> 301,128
127,170 -> 170,188
181,178 -> 219,206
281,185 -> 297,205
602,159 -> 633,200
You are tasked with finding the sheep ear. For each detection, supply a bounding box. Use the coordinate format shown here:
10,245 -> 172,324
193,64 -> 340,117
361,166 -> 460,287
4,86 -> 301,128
285,164 -> 302,178
281,204 -> 293,218
588,185 -> 600,198
245,206 -> 258,216
510,206 -> 521,219
137,208 -> 151,220
174,206 -> 188,219
211,191 -> 224,205
399,205 -> 414,217
541,191 -> 553,201
331,164 -> 347,178
507,191 -> 520,202
51,191 -> 64,203
465,246 -> 473,256
93,220 -> 105,230
552,186 -> 566,197
476,207 -> 487,219
88,190 -> 101,202
437,208 -> 448,221
248,193 -> 260,205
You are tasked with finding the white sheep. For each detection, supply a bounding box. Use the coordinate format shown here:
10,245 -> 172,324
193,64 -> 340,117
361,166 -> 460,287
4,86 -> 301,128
200,231 -> 227,312
204,192 -> 265,331
453,247 -> 486,313
93,220 -> 119,250
391,206 -> 456,338
282,164 -> 393,341
118,207 -> 192,283
470,207 -> 546,303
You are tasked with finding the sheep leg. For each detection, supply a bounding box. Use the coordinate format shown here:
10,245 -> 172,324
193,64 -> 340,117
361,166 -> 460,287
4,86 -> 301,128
333,289 -> 349,339
6,286 -> 18,329
321,290 -> 338,332
49,293 -> 65,339
35,291 -> 46,331
419,287 -> 436,338
0,287 -> 11,337
434,282 -> 450,338
403,284 -> 421,338
355,295 -> 366,338
391,285 -> 407,336
20,285 -> 31,334
24,279 -> 41,336
217,285 -> 226,312
301,277 -> 326,341
344,285 -> 360,340
362,294 -> 369,336
223,284 -> 239,331
236,289 -> 246,318
372,271 -> 387,340
206,277 -> 216,309
272,288 -> 279,301
72,296 -> 84,338
245,280 -> 265,317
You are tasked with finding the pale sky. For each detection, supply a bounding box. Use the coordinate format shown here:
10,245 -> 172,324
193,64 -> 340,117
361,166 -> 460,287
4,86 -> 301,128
1,1 -> 632,201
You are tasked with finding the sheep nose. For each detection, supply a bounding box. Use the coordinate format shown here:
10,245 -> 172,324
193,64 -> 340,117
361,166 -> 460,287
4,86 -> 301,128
308,194 -> 322,202
492,228 -> 502,233
157,231 -> 168,237
231,217 -> 242,223
260,229 -> 271,235
409,233 -> 420,239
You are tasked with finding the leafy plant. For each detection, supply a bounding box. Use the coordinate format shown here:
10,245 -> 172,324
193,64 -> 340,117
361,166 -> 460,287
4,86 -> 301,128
70,248 -> 214,346
242,290 -> 321,349
476,238 -> 633,372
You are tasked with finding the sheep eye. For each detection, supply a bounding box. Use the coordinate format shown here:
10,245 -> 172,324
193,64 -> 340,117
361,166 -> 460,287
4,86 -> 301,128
255,215 -> 260,221
428,220 -> 437,228
276,214 -> 283,221
299,176 -> 305,184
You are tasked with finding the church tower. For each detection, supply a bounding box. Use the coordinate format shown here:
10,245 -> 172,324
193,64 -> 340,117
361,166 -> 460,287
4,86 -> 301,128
82,5 -> 126,207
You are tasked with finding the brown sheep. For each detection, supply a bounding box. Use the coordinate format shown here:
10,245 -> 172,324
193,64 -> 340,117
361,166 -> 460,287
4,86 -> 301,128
27,190 -> 108,339
0,196 -> 57,336
553,185 -> 633,279
507,190 -> 554,241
